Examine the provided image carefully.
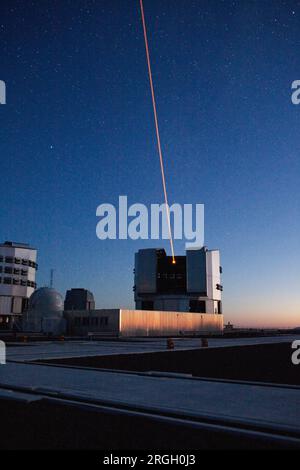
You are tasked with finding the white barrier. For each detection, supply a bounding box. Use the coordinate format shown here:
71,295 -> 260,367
0,80 -> 6,105
0,340 -> 6,365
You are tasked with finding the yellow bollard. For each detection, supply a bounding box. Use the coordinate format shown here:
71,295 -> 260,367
167,338 -> 174,350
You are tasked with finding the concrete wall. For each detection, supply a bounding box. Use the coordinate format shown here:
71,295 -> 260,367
64,309 -> 223,337
120,309 -> 223,337
64,309 -> 120,336
206,249 -> 221,302
134,249 -> 157,296
186,248 -> 207,294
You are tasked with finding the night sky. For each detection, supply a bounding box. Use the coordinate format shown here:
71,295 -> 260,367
0,0 -> 299,327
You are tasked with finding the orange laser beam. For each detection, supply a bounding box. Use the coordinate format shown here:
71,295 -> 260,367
139,0 -> 176,264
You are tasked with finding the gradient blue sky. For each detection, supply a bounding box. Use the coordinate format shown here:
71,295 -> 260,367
0,0 -> 299,327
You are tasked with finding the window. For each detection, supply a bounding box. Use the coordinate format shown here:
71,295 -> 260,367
189,300 -> 206,313
21,269 -> 28,276
141,300 -> 154,311
14,258 -> 21,264
14,268 -> 20,275
21,259 -> 29,266
5,257 -> 13,264
27,281 -> 36,288
28,261 -> 37,269
4,267 -> 13,274
3,277 -> 12,285
0,256 -> 3,262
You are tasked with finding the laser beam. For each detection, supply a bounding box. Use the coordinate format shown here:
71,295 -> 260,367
139,0 -> 176,264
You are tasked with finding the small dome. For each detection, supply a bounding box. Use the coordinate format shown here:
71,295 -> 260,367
29,287 -> 63,312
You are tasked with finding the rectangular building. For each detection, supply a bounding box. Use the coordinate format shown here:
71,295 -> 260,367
0,241 -> 37,329
65,309 -> 223,337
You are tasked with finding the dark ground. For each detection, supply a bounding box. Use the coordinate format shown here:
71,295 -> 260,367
38,342 -> 300,386
0,397 -> 292,450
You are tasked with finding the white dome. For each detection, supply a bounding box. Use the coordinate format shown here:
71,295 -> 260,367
28,287 -> 63,313
24,287 -> 65,334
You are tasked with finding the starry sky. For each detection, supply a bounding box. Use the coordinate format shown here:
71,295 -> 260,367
0,0 -> 299,327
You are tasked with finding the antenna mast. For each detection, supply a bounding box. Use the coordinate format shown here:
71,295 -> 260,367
50,269 -> 54,288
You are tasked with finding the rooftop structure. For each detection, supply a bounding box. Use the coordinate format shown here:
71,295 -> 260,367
64,288 -> 95,311
23,287 -> 65,335
0,241 -> 37,329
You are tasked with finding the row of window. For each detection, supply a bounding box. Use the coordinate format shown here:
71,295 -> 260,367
0,277 -> 36,288
0,266 -> 29,276
0,256 -> 38,269
73,316 -> 109,327
157,273 -> 184,280
216,284 -> 223,291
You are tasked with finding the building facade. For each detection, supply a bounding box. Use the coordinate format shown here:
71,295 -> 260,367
134,247 -> 222,314
0,241 -> 37,329
65,309 -> 223,337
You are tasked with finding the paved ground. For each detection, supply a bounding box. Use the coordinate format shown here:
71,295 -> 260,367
2,335 -> 300,449
5,335 -> 300,362
1,361 -> 300,434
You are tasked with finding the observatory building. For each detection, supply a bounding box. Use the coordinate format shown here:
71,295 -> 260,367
64,288 -> 95,311
0,241 -> 37,330
23,287 -> 66,335
65,247 -> 223,337
134,247 -> 222,314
